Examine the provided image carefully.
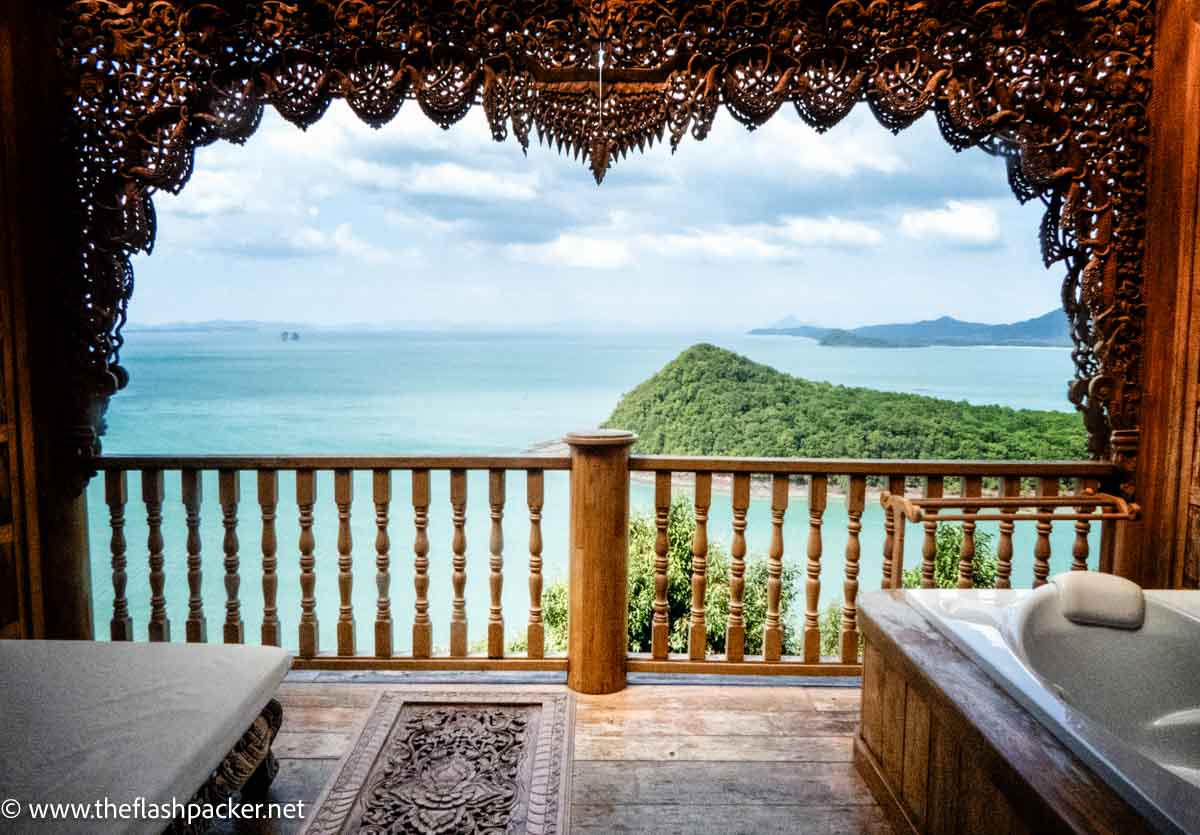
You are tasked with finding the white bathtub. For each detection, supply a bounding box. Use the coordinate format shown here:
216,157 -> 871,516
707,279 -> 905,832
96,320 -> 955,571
906,587 -> 1200,835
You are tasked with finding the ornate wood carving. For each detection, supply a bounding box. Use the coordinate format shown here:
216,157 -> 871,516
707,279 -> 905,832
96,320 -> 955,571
57,1 -> 1156,489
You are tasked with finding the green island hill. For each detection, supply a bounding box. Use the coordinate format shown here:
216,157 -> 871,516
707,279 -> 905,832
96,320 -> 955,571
602,343 -> 1088,461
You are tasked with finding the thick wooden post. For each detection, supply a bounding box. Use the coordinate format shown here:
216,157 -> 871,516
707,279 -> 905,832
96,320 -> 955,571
1127,2 -> 1200,589
565,430 -> 635,695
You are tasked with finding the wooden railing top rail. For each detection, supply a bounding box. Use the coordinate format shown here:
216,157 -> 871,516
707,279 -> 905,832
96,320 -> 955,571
627,455 -> 1116,477
94,454 -> 573,470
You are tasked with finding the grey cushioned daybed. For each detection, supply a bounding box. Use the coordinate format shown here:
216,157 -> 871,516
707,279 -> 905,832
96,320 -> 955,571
0,640 -> 291,834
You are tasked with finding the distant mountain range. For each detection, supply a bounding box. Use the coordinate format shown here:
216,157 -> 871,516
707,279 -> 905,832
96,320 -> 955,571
749,309 -> 1071,348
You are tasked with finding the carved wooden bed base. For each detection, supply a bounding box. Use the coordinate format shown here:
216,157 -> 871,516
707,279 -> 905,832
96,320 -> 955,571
168,698 -> 284,835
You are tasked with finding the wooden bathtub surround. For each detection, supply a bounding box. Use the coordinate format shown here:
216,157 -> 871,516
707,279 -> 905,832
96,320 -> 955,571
855,591 -> 1154,835
566,430 -> 636,694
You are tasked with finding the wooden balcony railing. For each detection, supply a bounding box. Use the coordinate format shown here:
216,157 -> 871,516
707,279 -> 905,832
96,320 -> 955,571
93,434 -> 1122,693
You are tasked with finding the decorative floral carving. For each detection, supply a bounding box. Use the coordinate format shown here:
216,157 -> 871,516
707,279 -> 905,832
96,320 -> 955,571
57,1 -> 1155,490
307,691 -> 573,834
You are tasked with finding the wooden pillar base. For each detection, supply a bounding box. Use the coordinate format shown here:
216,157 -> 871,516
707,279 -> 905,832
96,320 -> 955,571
725,626 -> 745,663
488,621 -> 505,659
300,622 -> 319,658
187,617 -> 207,644
375,621 -> 392,658
450,621 -> 467,657
763,628 -> 782,662
412,623 -> 431,658
224,621 -> 244,645
337,620 -> 355,656
527,623 -> 544,659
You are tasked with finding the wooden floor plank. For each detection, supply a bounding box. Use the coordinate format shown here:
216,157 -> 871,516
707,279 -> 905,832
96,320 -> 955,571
571,761 -> 877,806
805,687 -> 864,713
575,707 -> 858,737
569,803 -> 891,834
576,685 -> 819,712
272,730 -> 355,760
572,733 -> 854,762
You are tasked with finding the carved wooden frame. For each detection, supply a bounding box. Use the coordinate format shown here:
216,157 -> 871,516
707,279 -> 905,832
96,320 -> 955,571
57,1 -> 1154,492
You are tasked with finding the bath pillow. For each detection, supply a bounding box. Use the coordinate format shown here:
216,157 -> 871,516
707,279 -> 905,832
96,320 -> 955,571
1051,571 -> 1145,630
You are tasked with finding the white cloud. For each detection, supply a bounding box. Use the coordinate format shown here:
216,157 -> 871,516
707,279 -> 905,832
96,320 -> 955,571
650,229 -> 789,260
507,233 -> 633,269
505,211 -> 883,269
156,169 -> 255,218
405,162 -> 538,201
780,216 -> 884,247
900,201 -> 1001,248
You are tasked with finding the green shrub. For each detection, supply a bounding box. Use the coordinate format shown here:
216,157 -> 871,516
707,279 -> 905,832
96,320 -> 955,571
901,523 -> 997,589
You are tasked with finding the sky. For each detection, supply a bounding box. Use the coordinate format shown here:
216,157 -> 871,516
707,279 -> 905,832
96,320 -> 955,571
131,99 -> 1057,330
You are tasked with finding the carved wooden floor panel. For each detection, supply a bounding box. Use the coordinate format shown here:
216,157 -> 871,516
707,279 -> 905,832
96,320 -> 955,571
212,680 -> 890,835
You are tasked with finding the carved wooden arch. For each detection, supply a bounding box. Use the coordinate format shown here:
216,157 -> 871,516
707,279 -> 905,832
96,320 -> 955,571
59,0 -> 1154,492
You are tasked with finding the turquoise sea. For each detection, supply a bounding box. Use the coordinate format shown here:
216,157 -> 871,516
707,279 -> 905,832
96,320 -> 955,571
86,329 -> 1092,652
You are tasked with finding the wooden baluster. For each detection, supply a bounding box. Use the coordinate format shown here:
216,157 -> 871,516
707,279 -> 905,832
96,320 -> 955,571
220,469 -> 243,644
726,473 -> 750,662
182,470 -> 206,643
335,469 -> 355,656
996,476 -> 1019,589
651,471 -> 671,660
958,476 -> 982,588
921,477 -> 943,589
1072,478 -> 1096,571
1034,477 -> 1059,587
803,475 -> 828,663
412,469 -> 432,658
143,470 -> 169,642
373,470 -> 392,658
450,469 -> 468,657
687,472 -> 712,661
106,470 -> 133,641
890,502 -> 908,589
763,475 -> 789,661
841,475 -> 866,663
258,470 -> 280,647
297,469 -> 319,657
488,469 -> 506,659
527,470 -> 545,659
881,475 -> 906,587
